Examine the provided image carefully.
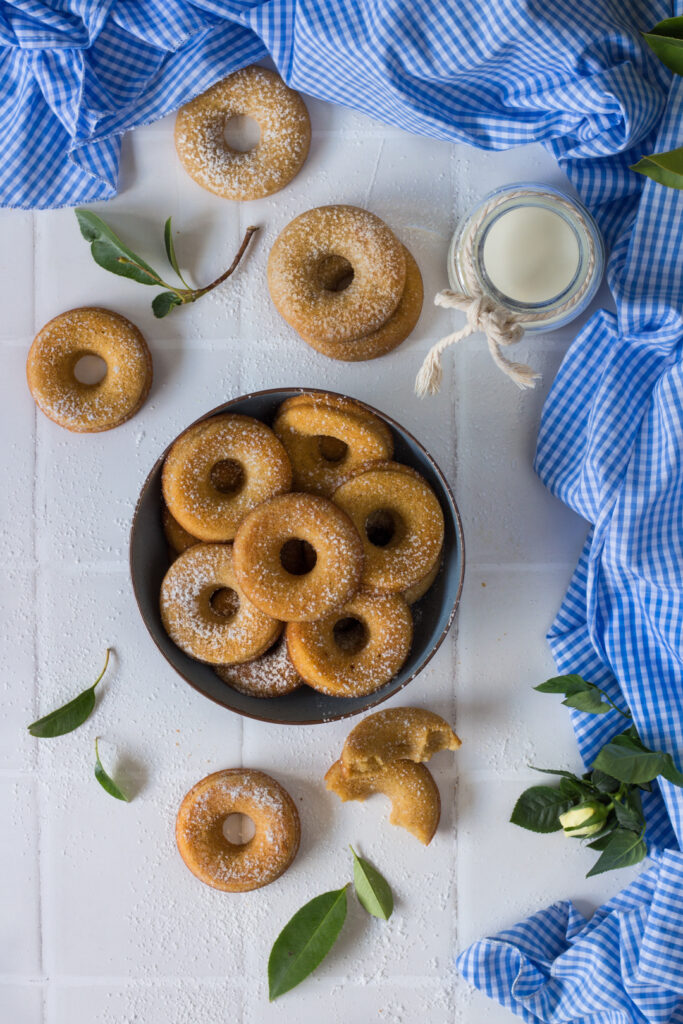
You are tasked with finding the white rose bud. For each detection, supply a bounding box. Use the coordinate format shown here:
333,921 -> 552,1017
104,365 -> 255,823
559,802 -> 607,837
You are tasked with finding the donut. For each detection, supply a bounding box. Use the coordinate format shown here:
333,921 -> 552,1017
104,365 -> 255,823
176,769 -> 300,891
162,413 -> 292,543
215,635 -> 303,698
233,493 -> 364,621
26,307 -> 152,433
324,758 -> 440,845
333,462 -> 444,592
162,502 -> 200,557
403,548 -> 442,604
301,246 -> 423,361
278,393 -> 394,452
286,591 -> 413,697
274,399 -> 393,497
268,205 -> 406,344
340,707 -> 461,776
174,66 -> 311,200
160,543 -> 281,665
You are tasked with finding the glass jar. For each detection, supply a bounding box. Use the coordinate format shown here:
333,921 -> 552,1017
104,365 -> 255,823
447,183 -> 605,333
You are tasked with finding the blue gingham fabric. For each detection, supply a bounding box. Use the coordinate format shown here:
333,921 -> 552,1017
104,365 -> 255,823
4,0 -> 683,1020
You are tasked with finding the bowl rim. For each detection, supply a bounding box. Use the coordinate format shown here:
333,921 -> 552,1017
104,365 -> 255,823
129,386 -> 466,725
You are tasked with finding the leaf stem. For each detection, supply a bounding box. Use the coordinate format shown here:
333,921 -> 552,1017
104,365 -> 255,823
93,648 -> 111,690
191,226 -> 259,298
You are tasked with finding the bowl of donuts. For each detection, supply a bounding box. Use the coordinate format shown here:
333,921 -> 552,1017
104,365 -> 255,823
130,389 -> 464,724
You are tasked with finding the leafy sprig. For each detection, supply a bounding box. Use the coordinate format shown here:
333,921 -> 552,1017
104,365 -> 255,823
75,209 -> 258,318
511,673 -> 683,876
632,18 -> 683,189
27,649 -> 110,737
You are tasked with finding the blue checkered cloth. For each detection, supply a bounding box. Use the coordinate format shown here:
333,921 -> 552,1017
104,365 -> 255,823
4,0 -> 683,1019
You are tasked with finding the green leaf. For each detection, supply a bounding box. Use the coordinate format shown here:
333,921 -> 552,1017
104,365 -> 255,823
268,887 -> 348,1000
631,149 -> 683,191
510,786 -> 575,834
657,752 -> 683,789
586,832 -> 615,851
563,689 -> 612,714
94,737 -> 129,802
593,733 -> 667,785
613,798 -> 644,833
591,769 -> 621,793
163,216 -> 188,285
152,291 -> 183,318
27,650 -> 110,738
350,847 -> 393,920
529,766 -> 578,779
643,18 -> 683,75
534,674 -> 593,696
586,829 -> 647,878
559,777 -> 594,800
75,209 -> 161,285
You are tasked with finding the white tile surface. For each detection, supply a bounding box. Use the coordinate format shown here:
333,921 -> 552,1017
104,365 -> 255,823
0,86 -> 627,1024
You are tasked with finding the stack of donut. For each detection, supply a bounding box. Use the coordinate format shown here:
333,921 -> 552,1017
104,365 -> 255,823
159,392 -> 445,700
268,206 -> 423,361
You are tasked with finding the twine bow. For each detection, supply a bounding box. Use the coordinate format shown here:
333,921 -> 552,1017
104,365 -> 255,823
414,290 -> 542,397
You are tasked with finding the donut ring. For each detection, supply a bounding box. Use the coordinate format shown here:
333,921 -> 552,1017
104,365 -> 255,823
302,246 -> 423,361
215,635 -> 303,698
162,414 -> 292,542
175,66 -> 311,200
340,707 -> 461,776
333,462 -> 444,592
176,769 -> 301,891
26,307 -> 152,433
403,548 -> 442,604
162,502 -> 200,557
268,205 -> 406,344
278,393 -> 395,452
160,543 -> 281,665
286,591 -> 413,697
233,493 -> 364,622
274,400 -> 393,497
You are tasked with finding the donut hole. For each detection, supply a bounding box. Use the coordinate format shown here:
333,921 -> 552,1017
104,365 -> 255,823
222,812 -> 256,845
365,508 -> 400,547
223,115 -> 261,153
317,435 -> 348,463
73,353 -> 107,385
317,255 -> 355,292
210,587 -> 240,620
280,538 -> 318,576
333,616 -> 368,655
210,459 -> 245,495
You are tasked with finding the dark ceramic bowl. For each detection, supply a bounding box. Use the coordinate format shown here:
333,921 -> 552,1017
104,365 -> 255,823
130,388 -> 465,725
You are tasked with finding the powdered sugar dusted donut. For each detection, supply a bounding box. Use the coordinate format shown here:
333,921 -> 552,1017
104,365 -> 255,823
175,66 -> 311,200
267,205 -> 406,344
176,769 -> 300,891
215,635 -> 303,698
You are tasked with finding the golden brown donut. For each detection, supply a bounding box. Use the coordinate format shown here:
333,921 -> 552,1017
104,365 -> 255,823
278,393 -> 394,452
162,502 -> 200,557
215,635 -> 303,698
301,246 -> 423,361
26,307 -> 152,433
268,205 -> 406,344
340,707 -> 461,776
160,543 -> 281,665
176,769 -> 301,891
174,66 -> 310,200
403,548 -> 442,604
325,758 -> 440,845
162,413 -> 292,542
274,399 -> 393,497
333,462 -> 444,592
233,493 -> 363,621
286,591 -> 412,697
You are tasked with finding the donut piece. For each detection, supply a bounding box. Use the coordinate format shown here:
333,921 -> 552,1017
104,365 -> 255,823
340,707 -> 461,776
302,247 -> 423,361
162,414 -> 292,542
176,769 -> 300,891
274,400 -> 393,497
268,205 -> 406,344
286,592 -> 412,697
215,635 -> 303,698
175,66 -> 310,200
162,502 -> 200,557
233,493 -> 363,621
26,307 -> 152,433
325,759 -> 440,845
333,462 -> 444,592
160,543 -> 281,665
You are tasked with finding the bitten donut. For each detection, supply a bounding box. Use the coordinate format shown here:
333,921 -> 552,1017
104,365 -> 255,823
233,493 -> 364,621
274,396 -> 393,496
268,205 -> 406,344
175,66 -> 311,200
340,707 -> 461,776
162,413 -> 292,542
26,307 -> 152,433
302,246 -> 423,361
333,462 -> 444,592
286,591 -> 413,697
176,769 -> 301,891
160,543 -> 281,664
215,635 -> 303,698
162,502 -> 200,557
